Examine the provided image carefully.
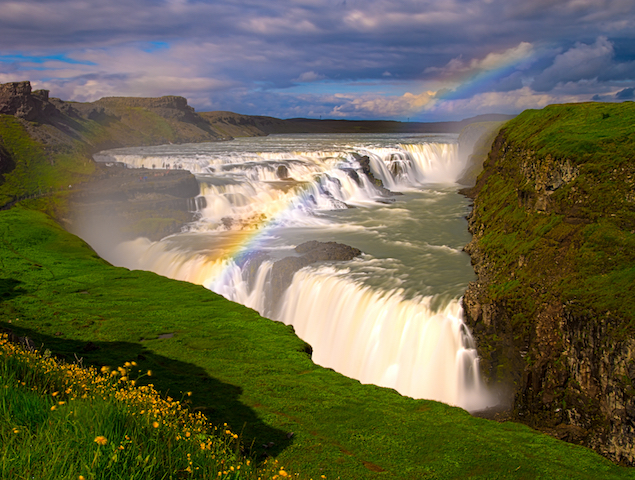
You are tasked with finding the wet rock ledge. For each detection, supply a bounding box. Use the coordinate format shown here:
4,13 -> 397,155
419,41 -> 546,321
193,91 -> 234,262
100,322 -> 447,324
64,163 -> 199,247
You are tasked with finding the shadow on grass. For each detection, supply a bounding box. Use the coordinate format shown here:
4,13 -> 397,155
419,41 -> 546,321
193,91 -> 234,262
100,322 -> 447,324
0,278 -> 26,301
1,321 -> 292,461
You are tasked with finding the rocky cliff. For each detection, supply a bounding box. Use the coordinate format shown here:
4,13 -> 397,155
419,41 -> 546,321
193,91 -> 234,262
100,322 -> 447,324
0,81 -> 57,121
462,102 -> 635,464
0,81 -> 224,235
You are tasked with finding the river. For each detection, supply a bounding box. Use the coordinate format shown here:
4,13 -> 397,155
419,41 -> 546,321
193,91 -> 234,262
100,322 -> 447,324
90,133 -> 493,411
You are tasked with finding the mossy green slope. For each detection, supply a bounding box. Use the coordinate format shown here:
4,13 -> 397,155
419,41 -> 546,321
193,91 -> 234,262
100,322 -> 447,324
0,114 -> 94,208
1,206 -> 634,479
463,101 -> 635,462
466,101 -> 635,342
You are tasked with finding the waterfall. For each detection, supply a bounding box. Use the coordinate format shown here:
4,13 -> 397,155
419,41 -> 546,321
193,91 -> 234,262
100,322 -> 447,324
95,134 -> 493,412
277,267 -> 486,411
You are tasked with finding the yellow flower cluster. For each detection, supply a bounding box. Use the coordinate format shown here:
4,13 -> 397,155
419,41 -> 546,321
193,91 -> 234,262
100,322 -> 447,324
1,334 -> 302,480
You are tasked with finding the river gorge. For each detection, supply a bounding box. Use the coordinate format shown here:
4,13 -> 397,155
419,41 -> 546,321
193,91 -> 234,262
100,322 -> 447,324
81,133 -> 495,412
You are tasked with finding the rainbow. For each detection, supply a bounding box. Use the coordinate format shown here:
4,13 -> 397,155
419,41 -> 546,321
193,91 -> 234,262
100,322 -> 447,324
428,42 -> 536,105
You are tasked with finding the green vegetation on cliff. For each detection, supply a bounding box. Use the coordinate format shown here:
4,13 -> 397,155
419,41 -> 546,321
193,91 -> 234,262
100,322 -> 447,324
463,101 -> 635,463
2,206 -> 634,479
468,102 -> 635,330
0,114 -> 94,212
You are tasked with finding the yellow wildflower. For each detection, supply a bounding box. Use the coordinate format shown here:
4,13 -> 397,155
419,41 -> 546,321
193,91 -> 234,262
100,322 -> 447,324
152,421 -> 159,428
147,370 -> 152,377
279,470 -> 289,477
94,436 -> 107,446
79,476 -> 85,480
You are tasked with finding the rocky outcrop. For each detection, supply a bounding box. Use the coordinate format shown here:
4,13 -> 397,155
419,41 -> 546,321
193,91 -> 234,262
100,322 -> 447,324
351,153 -> 396,197
270,241 -> 362,299
64,163 -> 199,251
462,102 -> 635,464
94,95 -> 213,131
0,81 -> 57,122
0,81 -> 230,155
233,241 -> 362,315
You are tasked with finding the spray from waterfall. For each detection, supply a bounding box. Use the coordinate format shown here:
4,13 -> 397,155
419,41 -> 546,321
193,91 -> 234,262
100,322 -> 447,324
92,135 -> 494,412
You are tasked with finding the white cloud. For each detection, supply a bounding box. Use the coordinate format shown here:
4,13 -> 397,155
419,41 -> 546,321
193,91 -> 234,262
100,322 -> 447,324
471,42 -> 534,70
425,42 -> 534,78
328,91 -> 437,118
0,0 -> 634,120
296,71 -> 326,82
428,86 -> 583,119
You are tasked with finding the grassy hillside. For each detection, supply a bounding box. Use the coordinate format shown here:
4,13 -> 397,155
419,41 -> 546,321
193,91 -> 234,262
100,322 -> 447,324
2,87 -> 634,476
466,102 -> 635,334
0,115 -> 94,205
462,101 -> 635,462
2,206 -> 634,479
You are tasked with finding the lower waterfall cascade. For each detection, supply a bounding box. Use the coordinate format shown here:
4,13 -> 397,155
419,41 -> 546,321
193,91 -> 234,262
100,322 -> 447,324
90,133 -> 495,412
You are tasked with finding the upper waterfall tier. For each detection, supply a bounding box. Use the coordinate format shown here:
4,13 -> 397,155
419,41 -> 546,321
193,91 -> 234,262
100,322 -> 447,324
90,133 -> 494,412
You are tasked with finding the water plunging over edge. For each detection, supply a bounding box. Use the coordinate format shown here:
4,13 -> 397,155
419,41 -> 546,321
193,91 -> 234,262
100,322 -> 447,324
89,134 -> 496,412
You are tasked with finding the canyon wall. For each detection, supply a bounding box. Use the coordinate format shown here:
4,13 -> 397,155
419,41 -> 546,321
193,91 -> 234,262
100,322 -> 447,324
462,102 -> 635,464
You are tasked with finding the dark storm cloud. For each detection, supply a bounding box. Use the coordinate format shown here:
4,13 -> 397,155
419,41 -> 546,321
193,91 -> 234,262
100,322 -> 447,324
616,87 -> 635,100
1,0 -> 634,120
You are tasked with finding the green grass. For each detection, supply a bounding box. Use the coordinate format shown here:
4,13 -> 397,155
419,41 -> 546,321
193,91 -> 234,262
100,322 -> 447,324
1,206 -> 634,479
1,334 -> 292,480
469,102 -> 635,329
0,115 -> 95,212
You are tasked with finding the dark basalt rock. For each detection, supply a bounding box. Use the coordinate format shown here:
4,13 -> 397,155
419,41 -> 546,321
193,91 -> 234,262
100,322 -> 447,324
294,240 -> 361,261
0,81 -> 57,122
351,152 -> 400,197
268,241 -> 362,312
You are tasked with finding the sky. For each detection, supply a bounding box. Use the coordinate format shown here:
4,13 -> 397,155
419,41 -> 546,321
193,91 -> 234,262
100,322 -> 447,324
0,0 -> 634,122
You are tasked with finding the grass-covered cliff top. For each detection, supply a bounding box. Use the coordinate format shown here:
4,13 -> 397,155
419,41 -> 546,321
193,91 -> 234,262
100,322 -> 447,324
504,102 -> 635,161
2,206 -> 633,479
467,101 -> 635,344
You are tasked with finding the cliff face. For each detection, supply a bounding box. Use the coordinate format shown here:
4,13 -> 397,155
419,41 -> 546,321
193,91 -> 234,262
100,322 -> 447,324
0,82 -> 220,233
462,102 -> 635,464
0,81 -> 56,121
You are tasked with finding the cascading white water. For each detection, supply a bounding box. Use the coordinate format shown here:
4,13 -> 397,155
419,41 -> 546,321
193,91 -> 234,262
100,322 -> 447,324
92,133 -> 494,412
276,267 -> 485,411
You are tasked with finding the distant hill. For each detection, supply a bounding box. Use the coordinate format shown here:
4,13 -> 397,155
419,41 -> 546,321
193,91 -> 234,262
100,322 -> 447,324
200,111 -> 515,135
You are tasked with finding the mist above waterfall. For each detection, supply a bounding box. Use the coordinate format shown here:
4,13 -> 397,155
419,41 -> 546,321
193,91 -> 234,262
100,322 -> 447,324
85,133 -> 495,412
